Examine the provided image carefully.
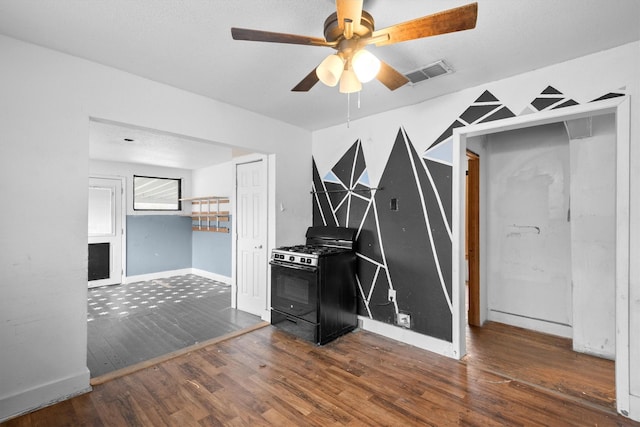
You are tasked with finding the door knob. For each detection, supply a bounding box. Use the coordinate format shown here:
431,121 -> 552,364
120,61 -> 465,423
255,245 -> 263,249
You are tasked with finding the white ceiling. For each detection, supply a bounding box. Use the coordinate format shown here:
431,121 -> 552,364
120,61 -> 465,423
89,120 -> 234,170
1,0 -> 638,169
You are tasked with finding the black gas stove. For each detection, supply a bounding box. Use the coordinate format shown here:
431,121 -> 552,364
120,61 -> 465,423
270,226 -> 358,345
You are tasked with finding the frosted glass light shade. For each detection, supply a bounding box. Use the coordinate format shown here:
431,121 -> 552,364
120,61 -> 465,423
316,54 -> 344,87
352,49 -> 381,83
339,69 -> 362,93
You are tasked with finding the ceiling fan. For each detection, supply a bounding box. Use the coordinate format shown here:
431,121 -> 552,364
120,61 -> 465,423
231,1 -> 478,93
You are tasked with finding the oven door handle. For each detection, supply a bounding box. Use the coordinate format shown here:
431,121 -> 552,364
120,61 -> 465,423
269,260 -> 318,272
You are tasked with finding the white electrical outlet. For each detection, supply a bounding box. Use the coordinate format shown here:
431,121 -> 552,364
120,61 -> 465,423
388,288 -> 396,301
397,312 -> 411,329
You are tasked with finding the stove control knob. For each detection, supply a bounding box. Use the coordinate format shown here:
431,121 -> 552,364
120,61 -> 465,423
307,259 -> 312,264
289,256 -> 295,262
300,257 -> 306,263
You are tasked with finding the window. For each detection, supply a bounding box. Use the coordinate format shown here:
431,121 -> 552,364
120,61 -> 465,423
133,175 -> 181,211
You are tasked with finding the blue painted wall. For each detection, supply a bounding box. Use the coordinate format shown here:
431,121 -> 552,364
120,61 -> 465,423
192,220 -> 232,277
126,215 -> 192,276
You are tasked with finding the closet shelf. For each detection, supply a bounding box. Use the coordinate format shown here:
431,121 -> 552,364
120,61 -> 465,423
179,196 -> 230,233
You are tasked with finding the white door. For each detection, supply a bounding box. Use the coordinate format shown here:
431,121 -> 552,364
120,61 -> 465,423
88,177 -> 123,288
236,160 -> 267,316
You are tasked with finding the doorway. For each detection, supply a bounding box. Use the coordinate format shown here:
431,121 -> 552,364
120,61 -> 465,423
452,96 -> 631,416
88,176 -> 123,288
87,120 -> 269,379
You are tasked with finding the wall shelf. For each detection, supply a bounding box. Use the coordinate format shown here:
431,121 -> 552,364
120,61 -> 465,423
180,196 -> 230,233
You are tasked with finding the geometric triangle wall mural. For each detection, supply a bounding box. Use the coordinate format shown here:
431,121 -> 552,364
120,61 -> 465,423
313,139 -> 388,319
312,85 -> 623,344
313,132 -> 454,341
522,85 -> 579,115
426,90 -> 515,153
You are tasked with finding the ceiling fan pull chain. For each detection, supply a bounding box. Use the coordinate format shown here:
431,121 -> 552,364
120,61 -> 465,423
346,92 -> 351,128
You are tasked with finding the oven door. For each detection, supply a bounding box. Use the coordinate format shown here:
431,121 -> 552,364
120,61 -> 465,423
270,260 -> 318,323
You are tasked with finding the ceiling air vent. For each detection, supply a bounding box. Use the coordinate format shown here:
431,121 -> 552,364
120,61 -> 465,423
404,60 -> 454,85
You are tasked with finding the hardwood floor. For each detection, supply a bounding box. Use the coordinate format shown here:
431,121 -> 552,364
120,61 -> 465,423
88,274 -> 261,377
4,322 -> 638,426
465,322 -> 617,411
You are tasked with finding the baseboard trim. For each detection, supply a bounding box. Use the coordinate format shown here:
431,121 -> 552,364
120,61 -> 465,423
0,369 -> 91,423
125,269 -> 231,285
488,310 -> 572,338
358,316 -> 456,359
190,269 -> 231,285
124,269 -> 193,284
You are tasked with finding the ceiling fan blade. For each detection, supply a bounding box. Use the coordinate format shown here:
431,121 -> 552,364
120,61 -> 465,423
231,28 -> 333,47
372,2 -> 478,46
376,61 -> 409,91
292,68 -> 320,92
336,0 -> 363,32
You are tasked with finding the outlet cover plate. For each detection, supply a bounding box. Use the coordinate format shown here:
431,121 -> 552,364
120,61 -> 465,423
397,312 -> 411,328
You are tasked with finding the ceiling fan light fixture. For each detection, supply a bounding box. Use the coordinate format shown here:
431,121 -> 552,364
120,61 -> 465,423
352,49 -> 381,83
339,68 -> 362,93
316,54 -> 345,87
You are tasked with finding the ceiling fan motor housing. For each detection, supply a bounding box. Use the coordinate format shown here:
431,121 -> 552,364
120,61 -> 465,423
323,10 -> 375,43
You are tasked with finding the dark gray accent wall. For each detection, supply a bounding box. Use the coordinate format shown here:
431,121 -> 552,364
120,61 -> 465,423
312,133 -> 454,341
312,161 -> 338,227
126,215 -> 192,276
375,129 -> 452,340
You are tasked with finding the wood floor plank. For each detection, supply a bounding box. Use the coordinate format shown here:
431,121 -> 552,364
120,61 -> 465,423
4,324 -> 639,427
465,322 -> 616,409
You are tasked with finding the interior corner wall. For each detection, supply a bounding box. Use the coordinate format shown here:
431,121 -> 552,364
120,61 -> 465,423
311,40 -> 640,410
569,114 -> 616,359
90,160 -> 234,280
191,162 -> 233,278
0,34 -> 311,422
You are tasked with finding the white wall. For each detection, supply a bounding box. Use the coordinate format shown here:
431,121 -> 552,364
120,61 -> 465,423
485,123 -> 573,337
0,34 -> 311,422
89,159 -> 193,215
192,162 -> 232,198
570,114 -> 616,359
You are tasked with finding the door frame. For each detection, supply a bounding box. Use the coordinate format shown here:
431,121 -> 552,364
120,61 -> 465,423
231,153 -> 274,321
451,96 -> 631,416
88,175 -> 126,288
